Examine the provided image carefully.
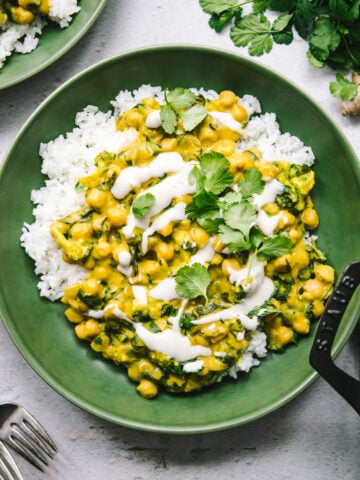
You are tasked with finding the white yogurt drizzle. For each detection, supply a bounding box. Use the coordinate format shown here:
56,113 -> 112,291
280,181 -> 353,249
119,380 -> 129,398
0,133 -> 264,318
193,257 -> 274,326
112,152 -> 197,240
253,179 -> 284,236
141,202 -> 187,254
209,111 -> 243,134
132,285 -> 148,306
106,299 -> 211,362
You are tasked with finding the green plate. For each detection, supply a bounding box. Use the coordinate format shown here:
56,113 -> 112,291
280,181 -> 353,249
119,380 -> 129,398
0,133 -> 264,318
0,0 -> 108,89
0,46 -> 359,433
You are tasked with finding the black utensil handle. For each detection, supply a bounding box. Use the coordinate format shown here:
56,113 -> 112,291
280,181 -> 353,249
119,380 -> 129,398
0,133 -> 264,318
309,261 -> 360,414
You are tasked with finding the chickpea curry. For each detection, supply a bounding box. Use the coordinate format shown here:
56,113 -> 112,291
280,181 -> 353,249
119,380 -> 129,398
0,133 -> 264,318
0,0 -> 50,25
50,88 -> 334,399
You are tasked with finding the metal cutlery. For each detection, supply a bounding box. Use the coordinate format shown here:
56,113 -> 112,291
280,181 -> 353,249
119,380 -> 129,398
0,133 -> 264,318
0,403 -> 57,473
0,441 -> 23,480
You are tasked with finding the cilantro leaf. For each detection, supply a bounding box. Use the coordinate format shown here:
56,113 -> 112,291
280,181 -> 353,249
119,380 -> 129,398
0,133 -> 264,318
181,104 -> 208,131
132,193 -> 155,218
166,88 -> 196,110
218,224 -> 251,252
197,215 -> 224,234
209,9 -> 240,32
175,263 -> 211,302
293,0 -> 315,39
199,0 -> 239,15
200,152 -> 234,194
238,167 -> 265,197
308,17 -> 341,63
272,13 -> 294,45
330,73 -> 359,101
222,191 -> 243,205
230,13 -> 274,56
223,201 -> 257,237
256,235 -> 292,260
185,190 -> 220,220
160,104 -> 177,134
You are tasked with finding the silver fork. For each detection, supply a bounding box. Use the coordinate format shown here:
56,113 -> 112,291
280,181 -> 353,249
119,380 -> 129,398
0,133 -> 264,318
0,441 -> 23,480
0,403 -> 58,473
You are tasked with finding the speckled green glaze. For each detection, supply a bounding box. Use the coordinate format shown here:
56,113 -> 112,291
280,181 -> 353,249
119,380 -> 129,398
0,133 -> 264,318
0,0 -> 108,89
0,46 -> 359,433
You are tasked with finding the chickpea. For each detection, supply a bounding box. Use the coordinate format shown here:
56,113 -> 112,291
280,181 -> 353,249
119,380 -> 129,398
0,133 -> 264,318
127,363 -> 141,382
75,319 -> 100,340
64,308 -> 84,324
12,7 -> 34,24
38,0 -> 50,15
93,241 -> 112,259
301,208 -> 319,230
136,379 -> 158,399
157,222 -> 173,237
93,265 -> 112,281
221,258 -> 240,275
213,235 -> 226,252
230,104 -> 248,122
161,137 -> 177,151
312,300 -> 325,318
70,222 -> 93,240
218,90 -> 238,108
263,202 -> 280,216
314,264 -> 335,284
211,140 -> 236,156
301,278 -> 326,300
139,260 -> 161,275
272,255 -> 290,273
82,277 -> 101,295
87,188 -> 107,209
124,110 -> 143,129
271,325 -> 294,346
278,211 -> 296,229
199,126 -> 218,144
106,206 -> 127,227
292,313 -> 310,334
256,162 -> 279,180
156,242 -> 175,261
190,226 -> 209,248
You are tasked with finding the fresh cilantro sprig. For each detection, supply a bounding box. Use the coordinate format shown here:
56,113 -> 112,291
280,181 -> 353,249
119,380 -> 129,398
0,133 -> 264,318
132,193 -> 155,218
175,263 -> 211,303
330,73 -> 359,101
189,152 -> 234,195
199,0 -> 360,115
160,88 -> 208,134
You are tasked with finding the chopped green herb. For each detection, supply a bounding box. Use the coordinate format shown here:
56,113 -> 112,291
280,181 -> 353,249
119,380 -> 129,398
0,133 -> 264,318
160,88 -> 208,134
132,193 -> 155,218
175,263 -> 211,302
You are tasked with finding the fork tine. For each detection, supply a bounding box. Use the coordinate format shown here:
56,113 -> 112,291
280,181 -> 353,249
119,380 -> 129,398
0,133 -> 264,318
20,410 -> 58,453
12,408 -> 58,458
0,442 -> 23,480
7,427 -> 50,473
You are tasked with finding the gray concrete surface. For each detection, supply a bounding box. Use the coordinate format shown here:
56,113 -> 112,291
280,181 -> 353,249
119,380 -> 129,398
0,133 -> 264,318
0,1 -> 359,479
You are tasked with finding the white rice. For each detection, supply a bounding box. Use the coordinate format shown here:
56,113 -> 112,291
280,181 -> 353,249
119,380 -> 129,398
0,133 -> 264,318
0,0 -> 80,68
20,84 -> 315,374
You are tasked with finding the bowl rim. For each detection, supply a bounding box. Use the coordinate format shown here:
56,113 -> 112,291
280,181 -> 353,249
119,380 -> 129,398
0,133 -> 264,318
0,44 -> 359,433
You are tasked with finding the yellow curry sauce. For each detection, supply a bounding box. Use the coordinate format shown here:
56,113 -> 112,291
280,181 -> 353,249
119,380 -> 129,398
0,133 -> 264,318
50,89 -> 334,399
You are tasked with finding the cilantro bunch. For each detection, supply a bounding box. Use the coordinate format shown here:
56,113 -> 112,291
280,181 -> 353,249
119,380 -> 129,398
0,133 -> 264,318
199,0 -> 360,114
187,152 -> 292,257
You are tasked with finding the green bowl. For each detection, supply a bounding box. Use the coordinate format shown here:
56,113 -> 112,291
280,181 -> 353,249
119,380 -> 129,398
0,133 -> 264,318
0,46 -> 359,433
0,0 -> 108,89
